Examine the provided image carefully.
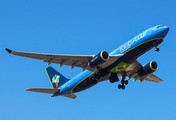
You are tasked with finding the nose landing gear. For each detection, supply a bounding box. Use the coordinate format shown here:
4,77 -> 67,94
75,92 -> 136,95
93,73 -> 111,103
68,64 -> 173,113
153,39 -> 162,52
155,47 -> 160,52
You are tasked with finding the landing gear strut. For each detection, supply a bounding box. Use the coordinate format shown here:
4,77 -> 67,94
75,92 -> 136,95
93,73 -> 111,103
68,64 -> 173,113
153,40 -> 161,52
118,72 -> 128,90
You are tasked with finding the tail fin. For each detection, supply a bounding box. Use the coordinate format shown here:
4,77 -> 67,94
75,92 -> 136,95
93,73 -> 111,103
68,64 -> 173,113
45,66 -> 70,88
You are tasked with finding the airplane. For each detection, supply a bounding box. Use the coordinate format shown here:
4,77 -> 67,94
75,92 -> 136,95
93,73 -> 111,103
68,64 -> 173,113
6,25 -> 169,99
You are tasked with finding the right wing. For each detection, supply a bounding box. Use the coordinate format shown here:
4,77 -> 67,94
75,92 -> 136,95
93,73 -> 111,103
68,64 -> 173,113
6,48 -> 123,72
145,74 -> 163,83
124,60 -> 163,83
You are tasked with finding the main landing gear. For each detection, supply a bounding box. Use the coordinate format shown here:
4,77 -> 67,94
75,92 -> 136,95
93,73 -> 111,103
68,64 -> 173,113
118,80 -> 128,90
118,72 -> 128,90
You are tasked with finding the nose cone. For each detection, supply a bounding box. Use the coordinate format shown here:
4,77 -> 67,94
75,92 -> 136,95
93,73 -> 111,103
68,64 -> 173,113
160,26 -> 169,38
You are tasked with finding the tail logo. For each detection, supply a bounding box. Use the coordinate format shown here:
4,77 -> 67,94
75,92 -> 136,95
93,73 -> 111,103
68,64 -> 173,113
52,75 -> 60,88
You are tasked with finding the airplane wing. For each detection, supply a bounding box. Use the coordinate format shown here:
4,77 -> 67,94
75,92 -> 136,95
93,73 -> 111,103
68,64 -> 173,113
145,74 -> 163,83
124,60 -> 163,83
6,48 -> 122,72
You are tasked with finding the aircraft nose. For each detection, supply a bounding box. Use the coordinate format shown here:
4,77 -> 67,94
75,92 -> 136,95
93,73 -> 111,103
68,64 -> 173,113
160,26 -> 169,38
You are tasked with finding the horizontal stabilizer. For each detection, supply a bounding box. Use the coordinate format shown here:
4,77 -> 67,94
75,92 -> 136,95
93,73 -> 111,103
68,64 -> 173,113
26,88 -> 60,94
62,94 -> 77,99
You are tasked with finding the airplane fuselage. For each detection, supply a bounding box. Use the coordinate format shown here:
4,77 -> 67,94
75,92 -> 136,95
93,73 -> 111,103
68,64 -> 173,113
52,25 -> 169,97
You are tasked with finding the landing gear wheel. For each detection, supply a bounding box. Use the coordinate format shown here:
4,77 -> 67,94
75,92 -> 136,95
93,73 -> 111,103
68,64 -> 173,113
118,84 -> 122,89
118,72 -> 128,90
155,48 -> 160,52
121,85 -> 125,90
124,80 -> 128,85
121,80 -> 125,84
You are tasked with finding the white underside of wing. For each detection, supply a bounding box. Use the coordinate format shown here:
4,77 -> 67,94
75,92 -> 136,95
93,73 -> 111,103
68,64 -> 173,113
124,60 -> 163,83
145,74 -> 163,83
7,48 -> 123,72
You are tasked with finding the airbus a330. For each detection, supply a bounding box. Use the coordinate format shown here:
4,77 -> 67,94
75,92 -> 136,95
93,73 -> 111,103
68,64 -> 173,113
6,25 -> 169,99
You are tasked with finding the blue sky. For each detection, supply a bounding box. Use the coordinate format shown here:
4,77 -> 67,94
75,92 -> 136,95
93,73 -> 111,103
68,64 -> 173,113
1,0 -> 176,120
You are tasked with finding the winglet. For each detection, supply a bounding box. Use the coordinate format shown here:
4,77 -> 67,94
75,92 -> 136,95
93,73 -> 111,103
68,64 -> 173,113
5,48 -> 13,54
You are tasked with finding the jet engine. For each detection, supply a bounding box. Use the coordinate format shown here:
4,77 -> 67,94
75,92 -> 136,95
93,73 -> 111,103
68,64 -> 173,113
138,61 -> 158,77
88,51 -> 109,67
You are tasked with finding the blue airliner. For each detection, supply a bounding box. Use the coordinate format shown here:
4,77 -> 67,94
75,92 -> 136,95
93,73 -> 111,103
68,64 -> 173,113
6,25 -> 169,99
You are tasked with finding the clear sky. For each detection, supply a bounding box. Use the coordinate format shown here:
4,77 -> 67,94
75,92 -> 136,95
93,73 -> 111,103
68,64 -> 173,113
1,0 -> 176,120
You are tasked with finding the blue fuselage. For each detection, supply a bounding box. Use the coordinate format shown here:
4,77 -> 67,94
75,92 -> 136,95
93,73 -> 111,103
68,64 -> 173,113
54,25 -> 169,96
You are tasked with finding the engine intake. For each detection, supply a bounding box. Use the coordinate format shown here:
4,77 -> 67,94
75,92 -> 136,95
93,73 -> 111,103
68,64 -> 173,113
138,61 -> 158,77
88,51 -> 109,67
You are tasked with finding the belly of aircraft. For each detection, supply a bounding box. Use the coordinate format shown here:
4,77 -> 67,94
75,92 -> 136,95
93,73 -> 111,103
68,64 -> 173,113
72,75 -> 95,93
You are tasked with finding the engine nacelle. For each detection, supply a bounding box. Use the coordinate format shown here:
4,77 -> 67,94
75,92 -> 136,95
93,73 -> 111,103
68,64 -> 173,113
138,61 -> 158,77
88,51 -> 109,67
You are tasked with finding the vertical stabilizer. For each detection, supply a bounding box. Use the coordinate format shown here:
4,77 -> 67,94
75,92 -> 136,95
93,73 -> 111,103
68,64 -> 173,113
45,66 -> 70,88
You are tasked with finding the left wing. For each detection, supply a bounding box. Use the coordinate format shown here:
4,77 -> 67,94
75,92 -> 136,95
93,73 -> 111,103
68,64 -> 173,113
124,60 -> 163,83
5,48 -> 122,72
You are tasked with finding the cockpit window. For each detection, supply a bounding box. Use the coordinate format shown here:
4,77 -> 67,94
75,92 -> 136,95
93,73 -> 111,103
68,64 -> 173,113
157,26 -> 161,28
157,25 -> 164,28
